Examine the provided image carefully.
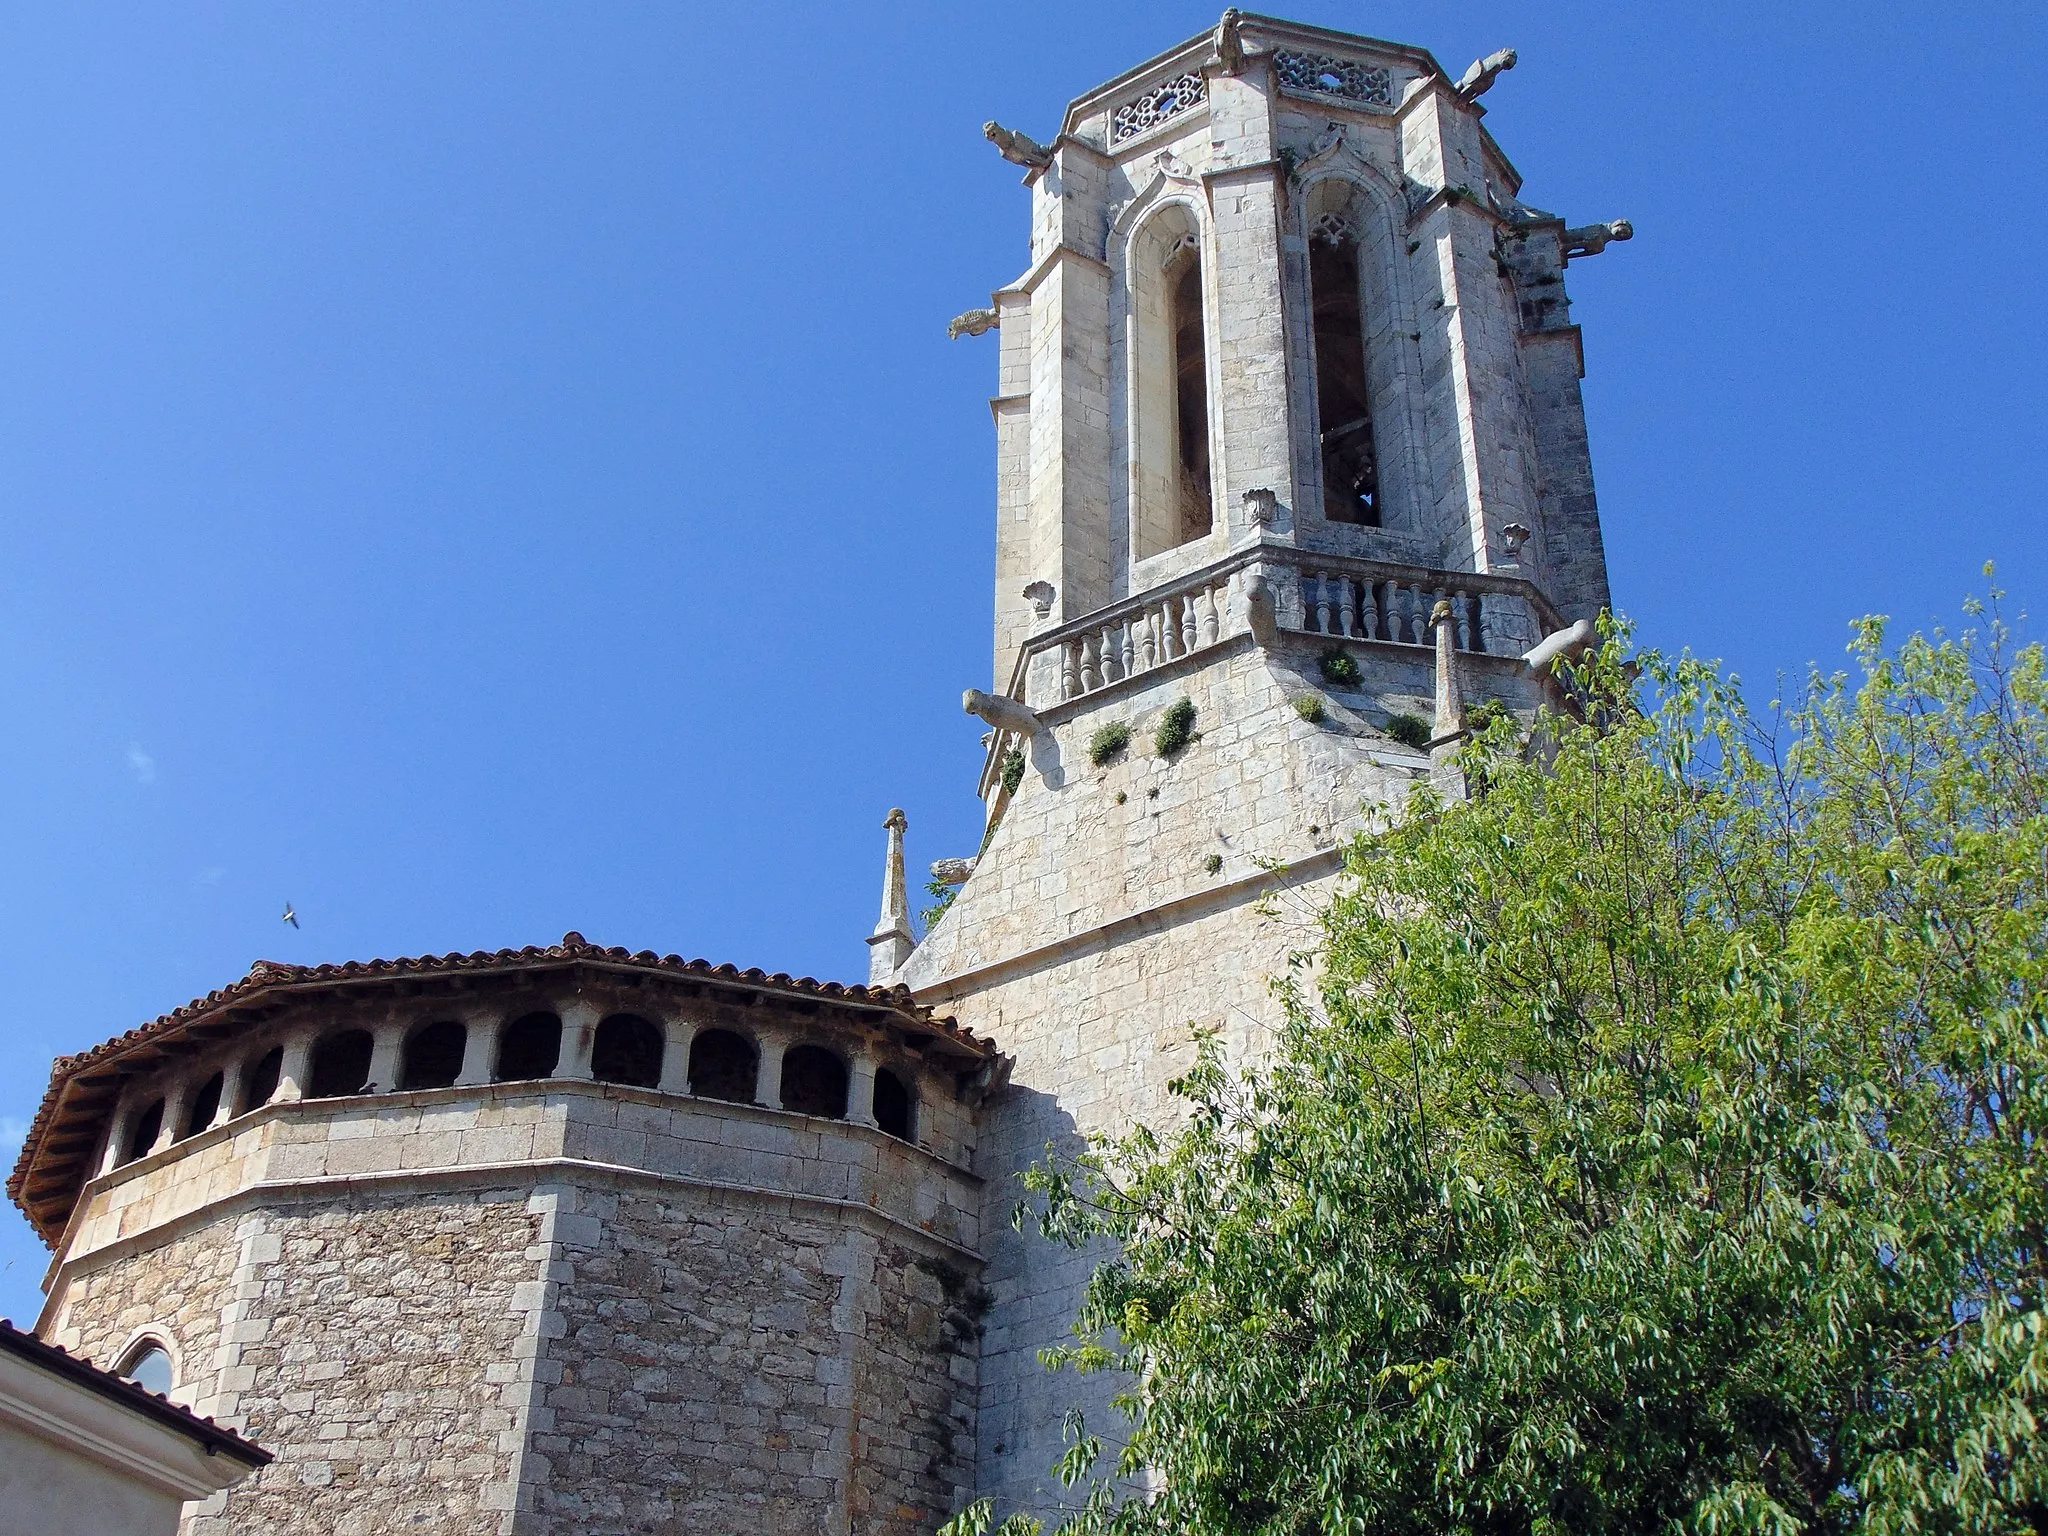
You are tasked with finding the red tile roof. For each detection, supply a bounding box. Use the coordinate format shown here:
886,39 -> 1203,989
8,933 -> 985,1245
0,1317 -> 271,1466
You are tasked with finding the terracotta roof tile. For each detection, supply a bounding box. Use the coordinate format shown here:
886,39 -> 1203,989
8,933 -> 984,1245
0,1317 -> 271,1466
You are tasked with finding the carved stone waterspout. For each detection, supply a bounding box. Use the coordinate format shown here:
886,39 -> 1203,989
963,688 -> 1043,738
1455,48 -> 1516,100
948,308 -> 999,340
1563,220 -> 1634,259
983,121 -> 1053,170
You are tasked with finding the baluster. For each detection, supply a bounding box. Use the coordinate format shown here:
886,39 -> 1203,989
1414,585 -> 1435,644
1312,574 -> 1333,635
1200,584 -> 1220,646
1141,609 -> 1159,670
1336,577 -> 1357,638
1159,602 -> 1179,661
1181,593 -> 1199,655
1454,592 -> 1474,651
1061,641 -> 1080,701
1467,593 -> 1487,653
1385,584 -> 1408,644
1099,625 -> 1120,684
1120,620 -> 1136,679
1359,579 -> 1381,641
1080,633 -> 1100,693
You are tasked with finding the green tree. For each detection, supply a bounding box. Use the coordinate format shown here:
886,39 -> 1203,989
957,593 -> 2048,1536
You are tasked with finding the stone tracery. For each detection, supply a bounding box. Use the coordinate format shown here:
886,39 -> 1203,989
1274,50 -> 1393,106
1111,71 -> 1206,143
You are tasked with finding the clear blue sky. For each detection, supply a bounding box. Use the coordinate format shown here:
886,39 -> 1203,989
1,2 -> 2042,1318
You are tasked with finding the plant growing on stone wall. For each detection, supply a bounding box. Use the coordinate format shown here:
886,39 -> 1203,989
1318,648 -> 1362,687
1088,722 -> 1130,767
1202,853 -> 1223,875
920,876 -> 958,932
1154,699 -> 1197,758
1384,711 -> 1430,749
1291,692 -> 1326,724
1000,747 -> 1026,797
959,590 -> 2048,1536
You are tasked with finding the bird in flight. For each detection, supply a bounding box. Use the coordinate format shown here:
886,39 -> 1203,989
282,903 -> 299,929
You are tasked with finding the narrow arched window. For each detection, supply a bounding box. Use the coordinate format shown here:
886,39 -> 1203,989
873,1067 -> 915,1143
496,1013 -> 562,1082
1132,209 -> 1214,559
240,1048 -> 283,1114
781,1046 -> 848,1120
122,1099 -> 165,1164
687,1030 -> 756,1103
1309,215 -> 1379,526
180,1073 -> 223,1140
592,1014 -> 662,1088
117,1339 -> 174,1396
306,1030 -> 374,1098
1170,248 -> 1213,543
401,1021 -> 467,1091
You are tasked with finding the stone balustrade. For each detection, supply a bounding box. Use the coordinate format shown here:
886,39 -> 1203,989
1010,546 -> 1564,713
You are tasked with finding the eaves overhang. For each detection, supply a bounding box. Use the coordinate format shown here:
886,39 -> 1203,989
8,933 -> 988,1246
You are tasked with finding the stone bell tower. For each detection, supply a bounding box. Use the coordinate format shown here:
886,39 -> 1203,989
897,11 -> 1631,1521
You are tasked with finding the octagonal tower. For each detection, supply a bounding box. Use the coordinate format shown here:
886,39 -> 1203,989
12,936 -> 997,1533
900,12 -> 1628,1520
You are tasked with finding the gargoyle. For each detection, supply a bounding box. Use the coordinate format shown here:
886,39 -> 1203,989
948,308 -> 999,340
1562,219 -> 1634,259
1522,617 -> 1595,674
929,857 -> 977,887
964,688 -> 1043,738
1455,47 -> 1517,100
1212,8 -> 1246,75
983,121 -> 1054,171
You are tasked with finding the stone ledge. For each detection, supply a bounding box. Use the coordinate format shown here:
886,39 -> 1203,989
915,845 -> 1343,1003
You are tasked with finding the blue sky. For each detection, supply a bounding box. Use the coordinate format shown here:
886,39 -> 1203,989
0,2 -> 2042,1319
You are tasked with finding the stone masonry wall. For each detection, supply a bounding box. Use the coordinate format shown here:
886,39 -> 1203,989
528,1184 -> 978,1536
50,1220 -> 238,1420
52,1187 -> 541,1536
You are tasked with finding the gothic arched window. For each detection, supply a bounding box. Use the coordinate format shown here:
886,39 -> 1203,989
1308,211 -> 1380,526
1131,206 -> 1214,559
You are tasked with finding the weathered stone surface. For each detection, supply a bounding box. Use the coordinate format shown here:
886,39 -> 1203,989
14,17 -> 1627,1536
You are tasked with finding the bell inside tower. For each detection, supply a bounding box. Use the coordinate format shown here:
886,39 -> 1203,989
1309,221 -> 1379,526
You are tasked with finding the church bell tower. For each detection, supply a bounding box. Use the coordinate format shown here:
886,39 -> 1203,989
897,11 -> 1631,1521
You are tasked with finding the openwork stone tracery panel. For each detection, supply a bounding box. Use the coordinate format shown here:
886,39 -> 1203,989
1310,210 -> 1357,245
1111,72 -> 1206,143
1275,51 -> 1393,107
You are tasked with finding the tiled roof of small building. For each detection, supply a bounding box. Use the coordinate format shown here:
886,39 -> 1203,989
7,932 -> 985,1244
0,1317 -> 272,1466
